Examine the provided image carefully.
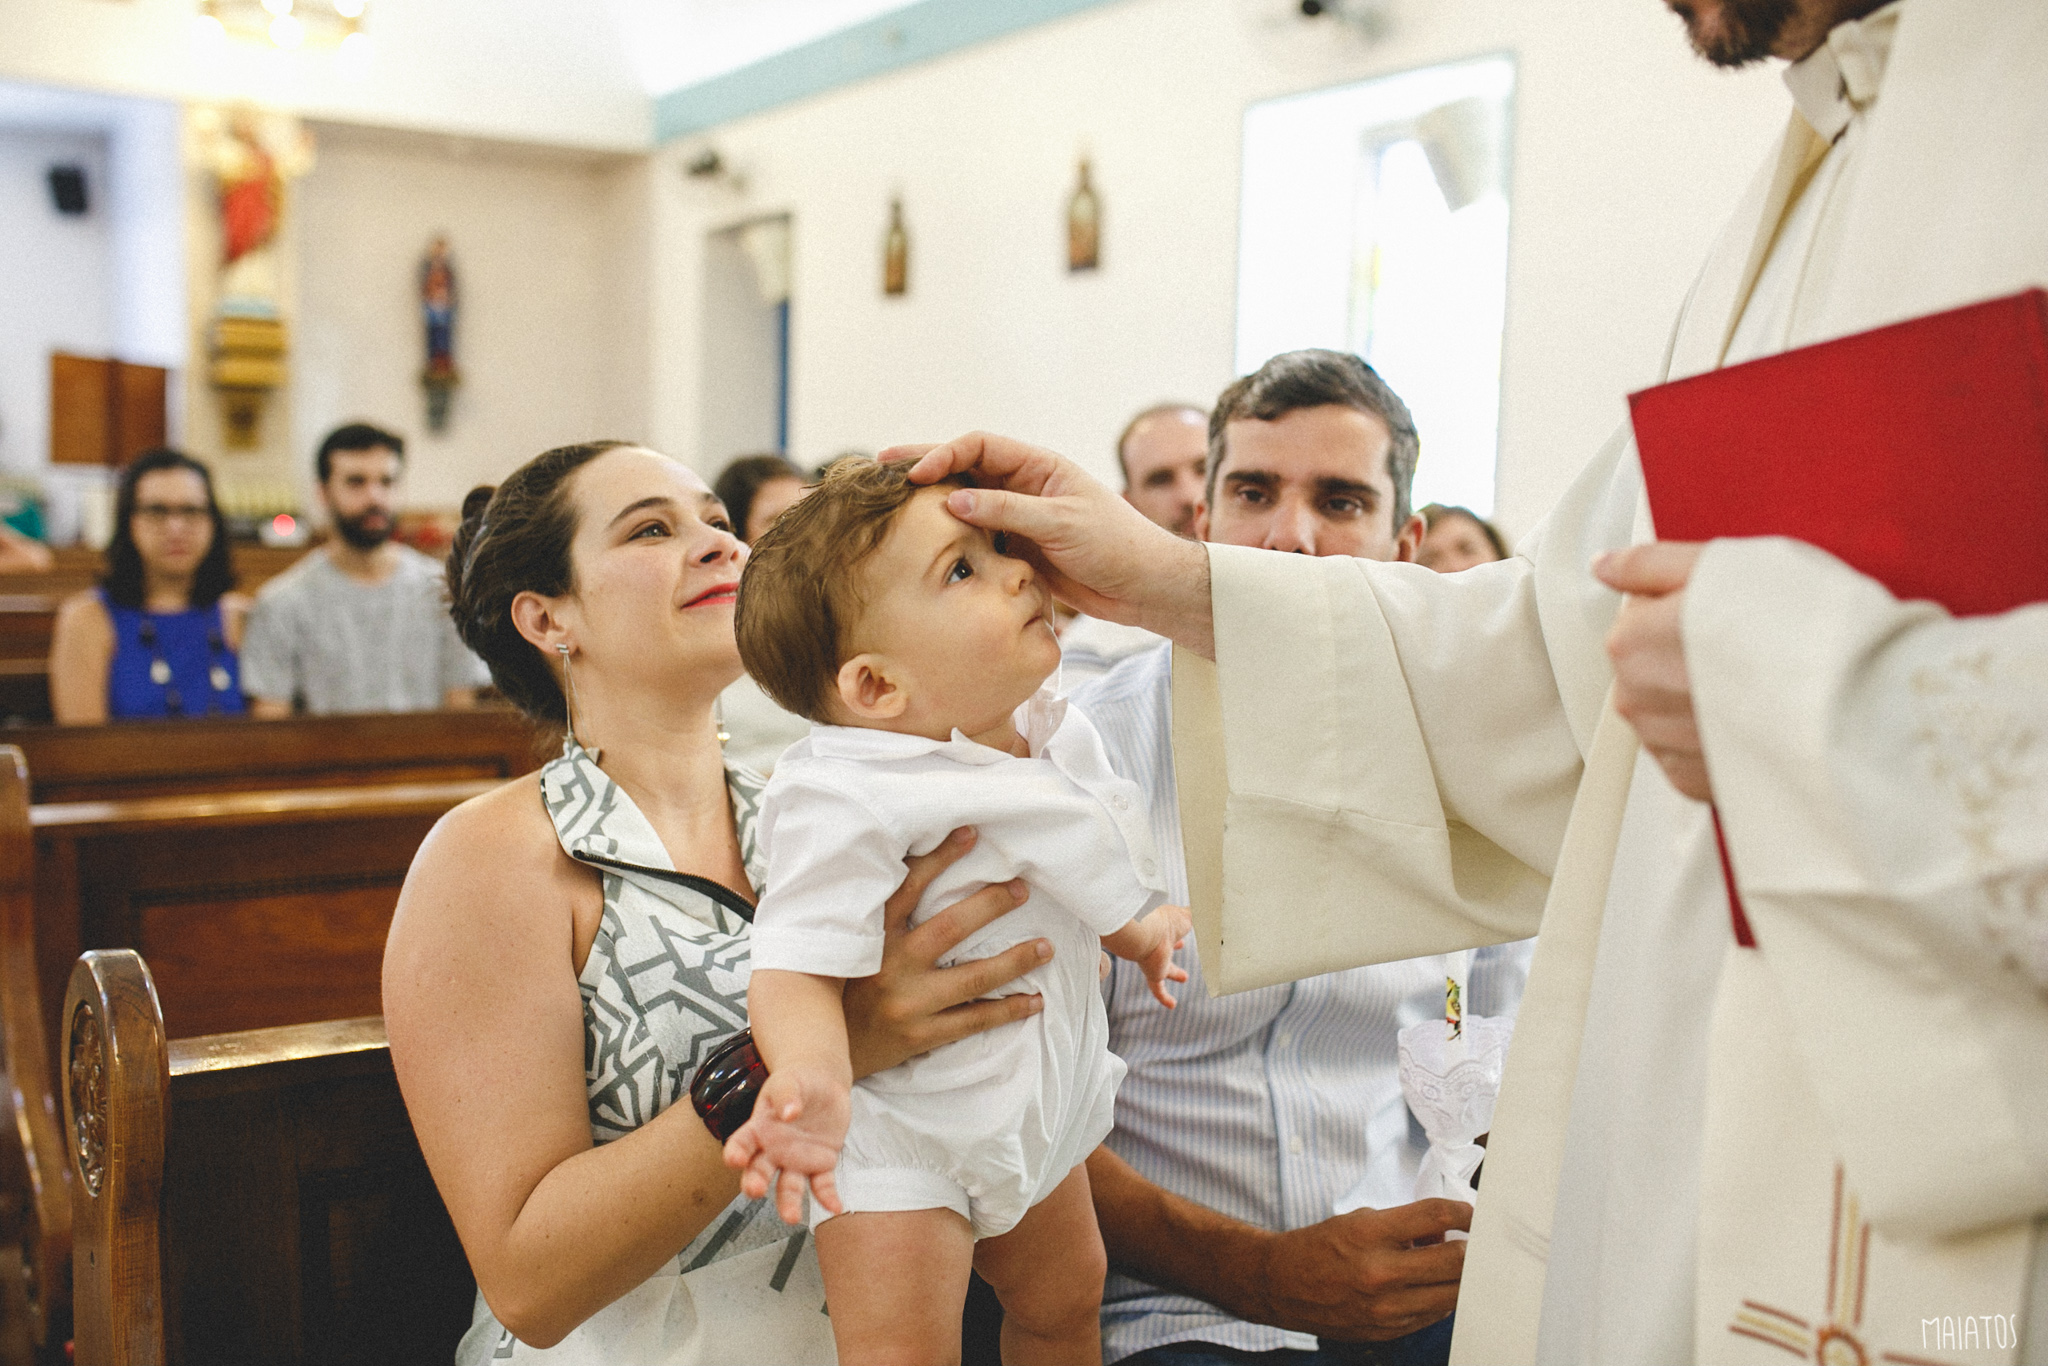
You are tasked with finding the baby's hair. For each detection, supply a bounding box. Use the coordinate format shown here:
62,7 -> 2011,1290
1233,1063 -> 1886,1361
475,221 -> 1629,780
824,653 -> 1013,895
736,458 -> 960,723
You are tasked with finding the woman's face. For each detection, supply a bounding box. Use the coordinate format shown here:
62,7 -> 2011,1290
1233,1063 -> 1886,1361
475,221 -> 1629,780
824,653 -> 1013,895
1418,512 -> 1502,574
558,447 -> 748,700
744,476 -> 807,544
129,468 -> 215,583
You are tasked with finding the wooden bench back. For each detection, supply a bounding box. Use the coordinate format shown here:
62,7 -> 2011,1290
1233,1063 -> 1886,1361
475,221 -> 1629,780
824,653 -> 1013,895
0,595 -> 58,664
14,708 -> 542,803
0,544 -> 311,601
64,951 -> 476,1364
0,749 -> 499,1355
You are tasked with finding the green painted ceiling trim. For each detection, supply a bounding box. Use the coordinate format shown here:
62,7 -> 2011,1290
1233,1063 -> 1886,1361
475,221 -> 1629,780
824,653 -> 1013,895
654,0 -> 1124,142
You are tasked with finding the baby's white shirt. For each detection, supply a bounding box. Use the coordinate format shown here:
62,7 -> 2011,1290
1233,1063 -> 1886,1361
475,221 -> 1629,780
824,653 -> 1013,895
748,691 -> 1168,980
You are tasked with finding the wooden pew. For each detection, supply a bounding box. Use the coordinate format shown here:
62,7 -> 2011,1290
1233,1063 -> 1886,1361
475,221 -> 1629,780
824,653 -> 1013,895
63,951 -> 476,1364
11,708 -> 540,804
0,752 -> 497,1355
0,545 -> 310,601
0,660 -> 51,725
0,598 -> 58,666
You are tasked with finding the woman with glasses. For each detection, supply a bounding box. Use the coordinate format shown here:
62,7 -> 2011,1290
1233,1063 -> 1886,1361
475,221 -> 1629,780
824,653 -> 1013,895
49,447 -> 250,722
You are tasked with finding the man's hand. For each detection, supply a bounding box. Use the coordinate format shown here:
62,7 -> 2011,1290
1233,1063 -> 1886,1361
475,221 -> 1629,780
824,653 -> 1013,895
842,827 -> 1051,1079
1595,542 -> 1714,802
1254,1202 -> 1471,1341
1088,1145 -> 1467,1344
880,433 -> 1216,655
722,1066 -> 850,1225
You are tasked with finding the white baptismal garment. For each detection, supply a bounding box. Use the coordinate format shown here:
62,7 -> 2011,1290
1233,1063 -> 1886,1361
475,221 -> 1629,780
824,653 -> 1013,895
749,692 -> 1166,1238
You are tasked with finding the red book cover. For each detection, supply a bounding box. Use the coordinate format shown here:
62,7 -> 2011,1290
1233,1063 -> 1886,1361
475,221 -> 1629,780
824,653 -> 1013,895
1629,288 -> 2048,618
1628,289 -> 2048,946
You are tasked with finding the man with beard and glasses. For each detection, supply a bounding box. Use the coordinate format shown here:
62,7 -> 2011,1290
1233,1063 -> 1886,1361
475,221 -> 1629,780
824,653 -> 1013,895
242,422 -> 488,716
890,0 -> 2048,1363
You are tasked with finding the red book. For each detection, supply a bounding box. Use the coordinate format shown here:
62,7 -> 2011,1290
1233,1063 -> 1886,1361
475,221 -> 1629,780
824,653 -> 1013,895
1631,288 -> 2048,615
1628,288 -> 2048,943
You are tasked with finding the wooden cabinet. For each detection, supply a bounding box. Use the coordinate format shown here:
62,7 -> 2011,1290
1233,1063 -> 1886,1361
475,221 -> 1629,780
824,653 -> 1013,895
49,353 -> 169,467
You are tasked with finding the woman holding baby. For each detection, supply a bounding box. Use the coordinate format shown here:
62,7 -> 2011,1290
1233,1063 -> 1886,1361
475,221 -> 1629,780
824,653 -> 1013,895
383,441 -> 1049,1362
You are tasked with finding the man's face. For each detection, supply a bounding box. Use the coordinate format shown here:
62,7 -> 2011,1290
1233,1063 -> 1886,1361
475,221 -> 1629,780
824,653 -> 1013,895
1120,409 -> 1209,538
1665,0 -> 1880,67
1195,404 -> 1424,562
321,446 -> 403,550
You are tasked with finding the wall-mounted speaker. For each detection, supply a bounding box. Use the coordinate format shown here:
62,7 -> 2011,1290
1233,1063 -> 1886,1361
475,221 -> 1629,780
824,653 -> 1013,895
47,164 -> 89,216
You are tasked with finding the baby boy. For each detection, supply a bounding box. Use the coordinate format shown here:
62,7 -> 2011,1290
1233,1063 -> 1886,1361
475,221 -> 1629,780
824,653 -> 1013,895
726,457 -> 1190,1365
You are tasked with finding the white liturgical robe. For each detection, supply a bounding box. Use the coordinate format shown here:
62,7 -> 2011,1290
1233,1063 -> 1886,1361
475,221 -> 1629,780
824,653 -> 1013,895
1171,2 -> 2048,1363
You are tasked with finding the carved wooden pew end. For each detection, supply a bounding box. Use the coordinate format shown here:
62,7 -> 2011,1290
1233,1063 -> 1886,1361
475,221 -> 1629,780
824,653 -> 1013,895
63,950 -> 475,1365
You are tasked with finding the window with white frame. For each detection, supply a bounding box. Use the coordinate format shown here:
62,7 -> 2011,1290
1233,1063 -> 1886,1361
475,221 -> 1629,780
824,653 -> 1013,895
1236,55 -> 1514,515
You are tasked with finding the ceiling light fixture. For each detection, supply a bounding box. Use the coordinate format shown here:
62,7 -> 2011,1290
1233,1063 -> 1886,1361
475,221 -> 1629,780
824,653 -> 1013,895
196,0 -> 368,52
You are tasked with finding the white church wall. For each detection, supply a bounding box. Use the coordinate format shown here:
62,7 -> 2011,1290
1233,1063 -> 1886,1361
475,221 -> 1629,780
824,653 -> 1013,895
0,0 -> 649,153
288,124 -> 652,514
0,128 -> 115,474
646,0 -> 1789,537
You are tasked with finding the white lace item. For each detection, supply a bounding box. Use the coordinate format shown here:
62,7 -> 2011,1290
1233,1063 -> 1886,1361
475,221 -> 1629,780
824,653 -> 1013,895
1393,1013 -> 1514,1226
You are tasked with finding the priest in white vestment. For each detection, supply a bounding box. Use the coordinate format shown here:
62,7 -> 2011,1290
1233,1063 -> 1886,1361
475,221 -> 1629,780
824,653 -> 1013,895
889,1 -> 2048,1362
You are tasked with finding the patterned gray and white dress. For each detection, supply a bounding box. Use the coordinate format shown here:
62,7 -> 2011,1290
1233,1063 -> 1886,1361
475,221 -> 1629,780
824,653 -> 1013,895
456,739 -> 836,1366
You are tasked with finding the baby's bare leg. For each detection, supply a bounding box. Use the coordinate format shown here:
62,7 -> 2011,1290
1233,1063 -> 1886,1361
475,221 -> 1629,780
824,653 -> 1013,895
816,1208 -> 975,1366
972,1164 -> 1107,1366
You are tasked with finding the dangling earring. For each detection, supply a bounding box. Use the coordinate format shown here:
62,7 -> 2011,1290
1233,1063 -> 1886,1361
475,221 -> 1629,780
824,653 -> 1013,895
714,694 -> 731,746
557,643 -> 601,762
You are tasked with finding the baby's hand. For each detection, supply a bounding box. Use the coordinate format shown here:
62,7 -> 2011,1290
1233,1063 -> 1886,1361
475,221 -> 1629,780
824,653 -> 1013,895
1108,904 -> 1191,1009
721,1067 -> 851,1225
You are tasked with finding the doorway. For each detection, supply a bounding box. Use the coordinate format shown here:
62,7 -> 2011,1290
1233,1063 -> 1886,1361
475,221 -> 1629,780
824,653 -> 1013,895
699,214 -> 791,472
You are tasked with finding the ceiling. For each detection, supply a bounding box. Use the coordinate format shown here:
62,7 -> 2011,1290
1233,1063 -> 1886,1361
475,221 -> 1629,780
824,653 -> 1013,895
613,0 -> 924,96
0,0 -> 935,150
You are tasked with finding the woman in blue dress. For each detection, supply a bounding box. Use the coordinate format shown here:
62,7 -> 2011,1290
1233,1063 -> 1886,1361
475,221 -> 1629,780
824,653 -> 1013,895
49,447 -> 250,722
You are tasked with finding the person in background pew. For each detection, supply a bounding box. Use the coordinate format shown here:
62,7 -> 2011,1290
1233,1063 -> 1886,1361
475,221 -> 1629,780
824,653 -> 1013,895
48,447 -> 249,722
241,421 -> 489,716
712,452 -> 809,545
386,440 -> 1052,1363
713,452 -> 813,776
1415,503 -> 1509,574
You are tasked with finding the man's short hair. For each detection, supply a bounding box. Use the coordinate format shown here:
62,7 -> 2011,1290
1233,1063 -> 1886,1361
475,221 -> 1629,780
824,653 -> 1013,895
736,458 -> 950,723
1115,403 -> 1207,488
1206,351 -> 1419,526
316,422 -> 407,484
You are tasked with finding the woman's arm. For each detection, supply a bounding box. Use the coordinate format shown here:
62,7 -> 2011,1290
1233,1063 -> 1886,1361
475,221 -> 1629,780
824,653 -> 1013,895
384,780 -> 743,1349
49,591 -> 113,724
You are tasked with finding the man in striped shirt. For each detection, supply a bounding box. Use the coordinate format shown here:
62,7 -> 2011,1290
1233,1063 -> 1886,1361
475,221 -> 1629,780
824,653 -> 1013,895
1072,350 -> 1534,1366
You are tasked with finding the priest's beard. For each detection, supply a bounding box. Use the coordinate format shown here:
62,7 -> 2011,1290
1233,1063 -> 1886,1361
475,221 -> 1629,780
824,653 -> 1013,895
1668,0 -> 1797,67
332,509 -> 394,551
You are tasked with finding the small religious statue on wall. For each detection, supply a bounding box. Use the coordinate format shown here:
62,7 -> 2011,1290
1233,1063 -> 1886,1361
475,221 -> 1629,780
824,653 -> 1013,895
883,198 -> 909,297
419,235 -> 460,432
1067,156 -> 1100,272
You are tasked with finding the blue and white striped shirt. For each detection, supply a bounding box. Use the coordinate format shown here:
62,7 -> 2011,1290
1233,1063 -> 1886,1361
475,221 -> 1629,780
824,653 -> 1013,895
1072,644 -> 1533,1363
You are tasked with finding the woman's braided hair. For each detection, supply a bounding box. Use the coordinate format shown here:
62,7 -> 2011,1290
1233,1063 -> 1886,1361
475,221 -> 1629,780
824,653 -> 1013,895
445,440 -> 629,723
